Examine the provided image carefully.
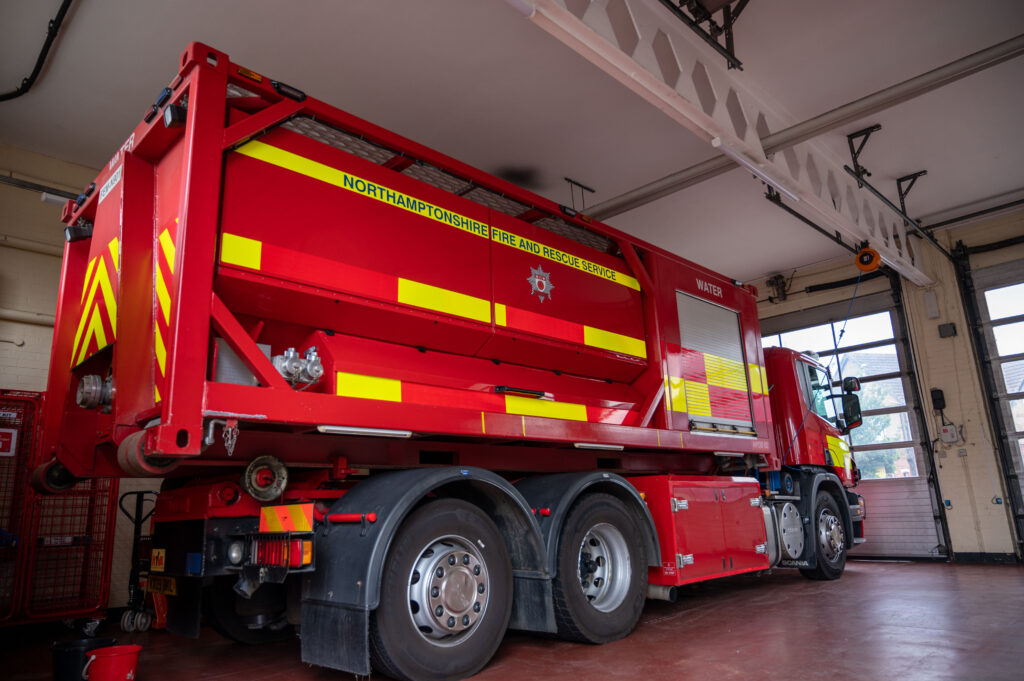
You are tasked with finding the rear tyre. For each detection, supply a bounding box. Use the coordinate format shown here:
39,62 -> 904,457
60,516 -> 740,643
800,491 -> 847,581
551,493 -> 647,644
205,577 -> 294,644
370,499 -> 512,681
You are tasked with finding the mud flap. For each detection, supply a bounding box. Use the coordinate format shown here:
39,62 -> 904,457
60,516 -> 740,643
300,601 -> 370,675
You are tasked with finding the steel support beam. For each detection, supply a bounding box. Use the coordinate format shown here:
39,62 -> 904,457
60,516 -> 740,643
509,0 -> 936,285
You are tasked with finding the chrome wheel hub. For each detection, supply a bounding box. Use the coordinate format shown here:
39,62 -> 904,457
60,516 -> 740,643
408,536 -> 488,645
817,508 -> 845,563
577,522 -> 631,613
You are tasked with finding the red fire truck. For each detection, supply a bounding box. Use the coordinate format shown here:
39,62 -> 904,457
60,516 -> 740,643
36,43 -> 865,681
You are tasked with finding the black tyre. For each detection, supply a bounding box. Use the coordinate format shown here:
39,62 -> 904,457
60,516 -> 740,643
370,499 -> 512,681
205,577 -> 294,644
551,493 -> 647,644
800,491 -> 847,581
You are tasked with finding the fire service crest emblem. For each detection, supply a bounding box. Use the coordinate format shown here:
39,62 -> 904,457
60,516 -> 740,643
527,266 -> 553,303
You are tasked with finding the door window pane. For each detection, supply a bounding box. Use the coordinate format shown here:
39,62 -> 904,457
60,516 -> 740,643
835,311 -> 894,348
984,283 -> 1024,321
850,412 -> 912,447
837,344 -> 899,379
857,378 -> 907,411
780,323 -> 834,355
855,447 -> 919,480
805,364 -> 837,424
1011,399 -> 1024,433
1000,359 -> 1024,395
993,322 -> 1024,357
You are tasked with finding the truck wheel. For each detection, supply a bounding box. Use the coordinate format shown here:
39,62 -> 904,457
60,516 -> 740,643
205,577 -> 294,644
370,499 -> 512,681
800,491 -> 847,581
552,493 -> 647,644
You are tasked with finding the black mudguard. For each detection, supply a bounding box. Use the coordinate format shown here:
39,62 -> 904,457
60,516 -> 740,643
514,471 -> 661,576
300,466 -> 549,675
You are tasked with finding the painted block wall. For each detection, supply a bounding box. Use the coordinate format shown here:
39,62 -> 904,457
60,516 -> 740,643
753,211 -> 1023,558
1,143 -> 159,607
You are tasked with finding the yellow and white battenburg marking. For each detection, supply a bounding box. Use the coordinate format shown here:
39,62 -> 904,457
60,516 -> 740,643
666,354 -> 768,418
232,140 -> 639,290
70,238 -> 120,366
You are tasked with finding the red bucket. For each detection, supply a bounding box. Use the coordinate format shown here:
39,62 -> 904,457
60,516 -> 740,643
82,645 -> 142,681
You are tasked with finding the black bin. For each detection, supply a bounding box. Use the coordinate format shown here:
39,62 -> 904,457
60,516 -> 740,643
52,638 -> 117,681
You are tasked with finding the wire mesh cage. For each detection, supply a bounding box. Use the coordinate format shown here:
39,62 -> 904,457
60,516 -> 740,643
0,390 -> 119,624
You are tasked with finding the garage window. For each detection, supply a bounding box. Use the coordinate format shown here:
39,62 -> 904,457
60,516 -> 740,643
762,310 -> 918,479
979,277 -> 1024,473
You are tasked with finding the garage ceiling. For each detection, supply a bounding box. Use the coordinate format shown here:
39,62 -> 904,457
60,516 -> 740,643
1,0 -> 1021,282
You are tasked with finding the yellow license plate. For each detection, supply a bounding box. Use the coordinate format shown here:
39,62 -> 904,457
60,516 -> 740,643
147,574 -> 177,596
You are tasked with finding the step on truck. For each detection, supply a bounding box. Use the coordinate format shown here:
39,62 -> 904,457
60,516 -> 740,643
36,43 -> 867,681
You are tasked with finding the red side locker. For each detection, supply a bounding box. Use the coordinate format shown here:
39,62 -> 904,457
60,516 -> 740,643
631,475 -> 769,588
719,478 -> 770,573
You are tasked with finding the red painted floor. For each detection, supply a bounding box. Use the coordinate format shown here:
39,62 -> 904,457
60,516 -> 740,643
5,560 -> 1023,681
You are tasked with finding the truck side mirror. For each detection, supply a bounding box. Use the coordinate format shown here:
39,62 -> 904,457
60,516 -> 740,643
842,393 -> 863,431
843,376 -> 861,393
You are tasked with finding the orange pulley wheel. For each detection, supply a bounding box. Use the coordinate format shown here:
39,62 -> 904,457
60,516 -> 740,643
856,247 -> 881,272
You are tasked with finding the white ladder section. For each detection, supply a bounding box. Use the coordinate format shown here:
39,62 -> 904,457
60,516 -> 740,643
506,0 -> 934,286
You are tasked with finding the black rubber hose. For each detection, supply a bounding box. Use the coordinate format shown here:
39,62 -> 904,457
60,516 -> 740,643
0,0 -> 76,102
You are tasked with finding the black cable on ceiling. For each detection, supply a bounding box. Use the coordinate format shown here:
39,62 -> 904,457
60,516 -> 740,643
0,0 -> 76,103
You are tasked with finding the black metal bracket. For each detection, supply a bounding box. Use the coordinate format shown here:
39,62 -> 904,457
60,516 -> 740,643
841,165 -> 952,261
846,124 -> 881,188
657,0 -> 749,70
897,170 -> 928,224
564,176 -> 595,211
765,186 -> 856,254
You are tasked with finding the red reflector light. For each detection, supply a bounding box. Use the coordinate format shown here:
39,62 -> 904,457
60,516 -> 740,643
251,536 -> 312,568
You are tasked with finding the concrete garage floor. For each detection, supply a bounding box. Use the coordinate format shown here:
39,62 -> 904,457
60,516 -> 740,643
5,561 -> 1023,681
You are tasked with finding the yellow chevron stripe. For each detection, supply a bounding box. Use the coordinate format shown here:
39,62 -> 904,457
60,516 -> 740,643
155,327 -> 167,375
159,228 -> 176,274
75,307 -> 108,366
108,237 -> 120,272
95,260 -> 117,332
261,507 -> 284,533
287,505 -> 313,532
71,260 -> 103,366
81,256 -> 97,303
155,267 -> 171,325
